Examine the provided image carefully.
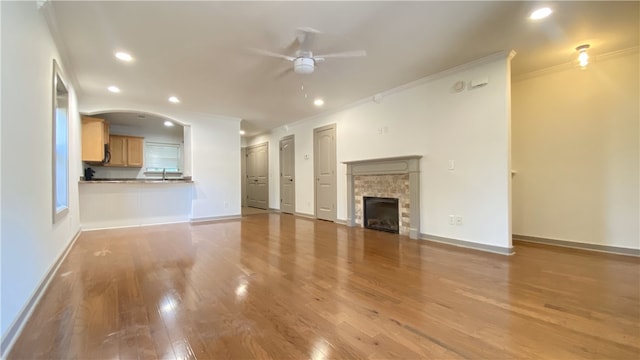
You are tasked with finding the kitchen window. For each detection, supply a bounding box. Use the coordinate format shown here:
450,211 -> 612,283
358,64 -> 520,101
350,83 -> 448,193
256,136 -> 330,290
52,60 -> 69,222
145,142 -> 181,173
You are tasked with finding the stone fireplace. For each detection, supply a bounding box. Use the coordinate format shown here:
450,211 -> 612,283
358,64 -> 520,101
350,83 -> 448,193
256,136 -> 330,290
344,156 -> 422,239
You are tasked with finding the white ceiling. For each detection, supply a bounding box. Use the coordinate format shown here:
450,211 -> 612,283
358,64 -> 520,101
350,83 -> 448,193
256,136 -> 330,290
46,1 -> 639,136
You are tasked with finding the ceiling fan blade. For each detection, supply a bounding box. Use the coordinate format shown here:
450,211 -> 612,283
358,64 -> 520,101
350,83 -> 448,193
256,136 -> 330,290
314,50 -> 367,61
297,27 -> 321,52
274,66 -> 293,80
249,48 -> 295,61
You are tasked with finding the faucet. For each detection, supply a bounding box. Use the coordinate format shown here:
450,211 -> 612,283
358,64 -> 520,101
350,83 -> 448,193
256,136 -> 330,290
162,168 -> 166,180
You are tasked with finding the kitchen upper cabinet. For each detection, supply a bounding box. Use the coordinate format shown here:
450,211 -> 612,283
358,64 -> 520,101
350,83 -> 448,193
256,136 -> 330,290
81,116 -> 109,163
127,137 -> 144,167
106,135 -> 144,168
108,135 -> 127,166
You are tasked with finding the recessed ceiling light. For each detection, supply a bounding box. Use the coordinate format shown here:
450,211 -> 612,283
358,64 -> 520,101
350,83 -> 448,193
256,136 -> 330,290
239,130 -> 246,135
107,86 -> 120,93
168,96 -> 180,103
529,7 -> 552,20
314,98 -> 324,107
115,52 -> 133,62
164,120 -> 174,127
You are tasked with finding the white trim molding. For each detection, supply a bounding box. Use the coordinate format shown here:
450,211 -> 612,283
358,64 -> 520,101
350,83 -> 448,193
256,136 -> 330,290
514,235 -> 640,257
190,215 -> 242,223
421,233 -> 515,256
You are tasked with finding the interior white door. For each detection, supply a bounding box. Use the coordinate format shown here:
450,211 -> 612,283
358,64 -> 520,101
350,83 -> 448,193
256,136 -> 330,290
314,124 -> 336,221
246,142 -> 269,209
279,135 -> 295,214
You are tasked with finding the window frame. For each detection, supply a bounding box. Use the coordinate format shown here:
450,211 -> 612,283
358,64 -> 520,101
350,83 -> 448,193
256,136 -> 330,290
144,141 -> 182,174
52,60 -> 69,223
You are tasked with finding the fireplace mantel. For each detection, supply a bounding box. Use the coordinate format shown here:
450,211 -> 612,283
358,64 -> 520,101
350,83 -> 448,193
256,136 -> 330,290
343,156 -> 422,239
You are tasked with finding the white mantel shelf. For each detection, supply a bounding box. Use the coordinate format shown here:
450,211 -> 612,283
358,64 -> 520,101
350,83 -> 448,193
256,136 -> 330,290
344,155 -> 422,239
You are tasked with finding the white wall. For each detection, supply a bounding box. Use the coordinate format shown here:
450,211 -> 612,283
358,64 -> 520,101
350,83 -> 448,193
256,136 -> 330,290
248,52 -> 513,249
1,1 -> 82,339
79,97 -> 242,220
88,123 -> 184,179
512,50 -> 639,250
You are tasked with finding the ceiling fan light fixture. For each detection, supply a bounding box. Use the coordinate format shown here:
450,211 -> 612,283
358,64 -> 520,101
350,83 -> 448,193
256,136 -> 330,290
576,44 -> 590,69
294,57 -> 314,74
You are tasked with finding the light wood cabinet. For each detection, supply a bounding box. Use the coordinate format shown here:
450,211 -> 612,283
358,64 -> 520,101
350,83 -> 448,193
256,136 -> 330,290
106,135 -> 144,168
127,137 -> 144,167
81,116 -> 109,163
108,135 -> 127,166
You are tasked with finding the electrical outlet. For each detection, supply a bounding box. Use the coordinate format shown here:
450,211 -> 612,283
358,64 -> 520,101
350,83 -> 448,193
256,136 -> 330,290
449,215 -> 455,225
456,216 -> 463,225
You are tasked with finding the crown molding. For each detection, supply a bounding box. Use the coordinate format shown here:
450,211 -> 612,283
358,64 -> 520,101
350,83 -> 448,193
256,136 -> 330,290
268,50 -> 516,136
513,46 -> 639,82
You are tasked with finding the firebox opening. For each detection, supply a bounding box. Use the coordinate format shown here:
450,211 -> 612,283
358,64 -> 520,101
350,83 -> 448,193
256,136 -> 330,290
363,196 -> 399,234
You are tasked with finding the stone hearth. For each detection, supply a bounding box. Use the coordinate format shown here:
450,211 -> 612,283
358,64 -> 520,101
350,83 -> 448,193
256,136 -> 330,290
344,156 -> 422,239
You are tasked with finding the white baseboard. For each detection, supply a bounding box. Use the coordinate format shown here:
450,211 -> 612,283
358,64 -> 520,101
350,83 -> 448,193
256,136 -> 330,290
82,219 -> 191,231
513,234 -> 640,257
1,229 -> 82,358
294,212 -> 315,220
190,215 -> 242,223
420,233 -> 514,256
335,219 -> 348,226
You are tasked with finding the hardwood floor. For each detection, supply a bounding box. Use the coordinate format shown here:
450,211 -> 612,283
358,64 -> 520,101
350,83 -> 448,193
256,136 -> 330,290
8,213 -> 640,359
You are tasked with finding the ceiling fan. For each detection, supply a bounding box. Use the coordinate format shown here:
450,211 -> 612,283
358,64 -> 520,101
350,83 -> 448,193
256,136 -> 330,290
252,28 -> 367,75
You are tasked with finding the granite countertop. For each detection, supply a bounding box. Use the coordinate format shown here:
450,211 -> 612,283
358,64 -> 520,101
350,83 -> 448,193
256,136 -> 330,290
79,177 -> 193,184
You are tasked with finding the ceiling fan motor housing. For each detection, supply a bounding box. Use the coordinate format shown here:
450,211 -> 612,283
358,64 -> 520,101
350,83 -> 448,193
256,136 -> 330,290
294,57 -> 314,74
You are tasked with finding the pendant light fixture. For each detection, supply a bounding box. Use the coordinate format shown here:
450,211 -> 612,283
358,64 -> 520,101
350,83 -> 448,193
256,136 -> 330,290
576,44 -> 590,69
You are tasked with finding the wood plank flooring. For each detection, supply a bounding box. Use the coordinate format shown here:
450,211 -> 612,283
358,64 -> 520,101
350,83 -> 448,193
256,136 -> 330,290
8,213 -> 640,359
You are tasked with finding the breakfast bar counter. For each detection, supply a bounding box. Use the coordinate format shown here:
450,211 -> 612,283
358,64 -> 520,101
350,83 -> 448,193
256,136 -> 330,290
79,179 -> 193,229
80,178 -> 194,184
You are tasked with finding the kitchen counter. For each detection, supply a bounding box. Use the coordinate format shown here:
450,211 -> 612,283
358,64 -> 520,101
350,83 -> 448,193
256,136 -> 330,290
80,178 -> 193,184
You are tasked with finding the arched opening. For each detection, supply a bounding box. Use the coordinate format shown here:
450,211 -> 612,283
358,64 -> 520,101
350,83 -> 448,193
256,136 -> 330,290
80,110 -> 192,180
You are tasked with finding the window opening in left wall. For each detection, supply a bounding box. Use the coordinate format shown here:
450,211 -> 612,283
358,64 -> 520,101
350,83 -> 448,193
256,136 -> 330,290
53,60 -> 69,222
